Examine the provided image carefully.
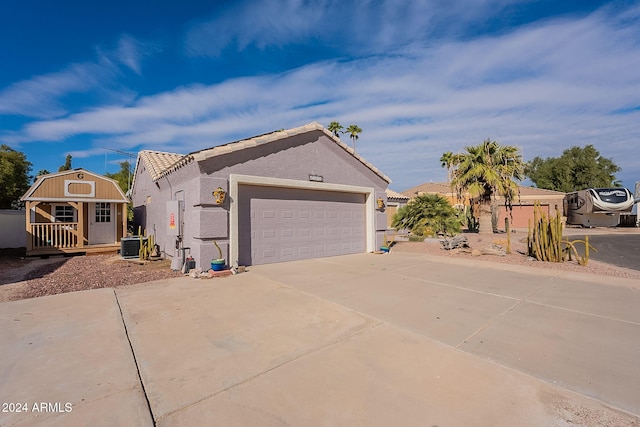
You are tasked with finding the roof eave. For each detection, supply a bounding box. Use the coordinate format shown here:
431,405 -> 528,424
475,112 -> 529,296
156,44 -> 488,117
159,122 -> 391,184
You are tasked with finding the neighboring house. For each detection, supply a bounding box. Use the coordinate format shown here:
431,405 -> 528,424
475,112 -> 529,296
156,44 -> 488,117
384,189 -> 409,230
402,182 -> 566,229
21,169 -> 129,256
130,122 -> 390,269
502,186 -> 566,228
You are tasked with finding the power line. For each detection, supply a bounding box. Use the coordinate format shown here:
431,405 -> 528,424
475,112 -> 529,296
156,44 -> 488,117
102,147 -> 135,191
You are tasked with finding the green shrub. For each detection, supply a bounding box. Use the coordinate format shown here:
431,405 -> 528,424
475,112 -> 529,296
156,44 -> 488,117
392,194 -> 462,237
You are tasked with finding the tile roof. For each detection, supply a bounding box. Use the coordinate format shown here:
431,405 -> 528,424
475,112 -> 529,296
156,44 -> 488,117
517,186 -> 566,196
137,150 -> 184,182
385,188 -> 409,200
155,122 -> 391,183
401,182 -> 455,198
401,181 -> 566,198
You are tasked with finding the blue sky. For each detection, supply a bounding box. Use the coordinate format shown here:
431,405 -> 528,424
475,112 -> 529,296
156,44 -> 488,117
1,0 -> 639,192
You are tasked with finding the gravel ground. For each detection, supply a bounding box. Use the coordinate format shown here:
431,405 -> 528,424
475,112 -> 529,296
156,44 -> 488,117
0,255 -> 182,302
1,233 -> 639,303
392,232 -> 640,280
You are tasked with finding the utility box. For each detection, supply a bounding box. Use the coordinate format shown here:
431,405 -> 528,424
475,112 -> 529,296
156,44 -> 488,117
121,236 -> 147,259
167,200 -> 182,237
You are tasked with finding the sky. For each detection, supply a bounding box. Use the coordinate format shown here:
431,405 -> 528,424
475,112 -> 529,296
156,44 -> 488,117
1,0 -> 639,193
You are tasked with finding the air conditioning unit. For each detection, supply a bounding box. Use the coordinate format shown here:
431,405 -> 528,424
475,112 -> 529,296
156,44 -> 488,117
121,237 -> 144,259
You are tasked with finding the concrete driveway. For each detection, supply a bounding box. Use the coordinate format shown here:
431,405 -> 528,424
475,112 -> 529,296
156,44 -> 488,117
1,252 -> 639,426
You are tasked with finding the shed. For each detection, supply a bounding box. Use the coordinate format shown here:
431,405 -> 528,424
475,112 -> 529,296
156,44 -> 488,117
21,169 -> 129,255
130,122 -> 391,270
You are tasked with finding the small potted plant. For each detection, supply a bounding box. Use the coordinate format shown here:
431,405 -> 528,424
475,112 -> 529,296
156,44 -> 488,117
380,232 -> 393,253
211,240 -> 226,271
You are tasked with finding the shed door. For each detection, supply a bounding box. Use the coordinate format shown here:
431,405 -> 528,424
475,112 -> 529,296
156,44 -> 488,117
90,202 -> 116,244
238,185 -> 366,265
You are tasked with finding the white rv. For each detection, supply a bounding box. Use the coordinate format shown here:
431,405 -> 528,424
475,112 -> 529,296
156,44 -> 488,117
564,188 -> 634,227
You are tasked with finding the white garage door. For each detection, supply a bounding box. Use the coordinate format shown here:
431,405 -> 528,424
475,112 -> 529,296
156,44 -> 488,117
238,185 -> 366,265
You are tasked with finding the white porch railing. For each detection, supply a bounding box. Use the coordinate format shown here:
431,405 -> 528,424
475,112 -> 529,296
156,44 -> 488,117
30,223 -> 79,249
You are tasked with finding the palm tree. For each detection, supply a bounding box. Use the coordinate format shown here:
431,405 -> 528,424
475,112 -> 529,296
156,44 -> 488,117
345,124 -> 362,152
327,121 -> 343,138
440,151 -> 456,185
450,139 -> 524,234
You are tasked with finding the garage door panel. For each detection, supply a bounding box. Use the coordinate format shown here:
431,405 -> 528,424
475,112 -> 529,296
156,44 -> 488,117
238,185 -> 366,265
498,205 -> 540,229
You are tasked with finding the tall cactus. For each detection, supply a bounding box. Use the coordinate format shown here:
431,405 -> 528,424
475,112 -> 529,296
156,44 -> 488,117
528,202 -> 595,265
137,226 -> 155,260
563,235 -> 595,266
504,217 -> 512,254
528,202 -> 565,262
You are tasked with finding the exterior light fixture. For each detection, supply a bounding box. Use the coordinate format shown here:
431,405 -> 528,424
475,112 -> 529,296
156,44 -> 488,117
213,187 -> 227,205
377,197 -> 386,210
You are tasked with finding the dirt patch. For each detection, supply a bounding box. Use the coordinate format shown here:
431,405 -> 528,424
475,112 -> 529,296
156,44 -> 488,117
0,255 -> 182,302
392,232 -> 640,280
0,257 -> 34,284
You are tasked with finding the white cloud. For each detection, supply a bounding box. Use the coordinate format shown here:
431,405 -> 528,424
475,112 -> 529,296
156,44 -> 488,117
184,0 -> 531,57
115,35 -> 144,75
0,62 -> 108,118
0,34 -> 153,119
4,3 -> 640,190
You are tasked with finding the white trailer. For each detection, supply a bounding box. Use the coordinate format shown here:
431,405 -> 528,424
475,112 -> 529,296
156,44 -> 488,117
564,188 -> 634,227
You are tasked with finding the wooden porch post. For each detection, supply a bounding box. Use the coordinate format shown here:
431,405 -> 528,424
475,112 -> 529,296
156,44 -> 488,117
122,203 -> 127,239
77,202 -> 85,248
25,201 -> 34,251
67,201 -> 84,248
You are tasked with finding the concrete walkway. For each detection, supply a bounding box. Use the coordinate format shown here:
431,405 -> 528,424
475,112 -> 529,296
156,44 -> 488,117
1,252 -> 639,426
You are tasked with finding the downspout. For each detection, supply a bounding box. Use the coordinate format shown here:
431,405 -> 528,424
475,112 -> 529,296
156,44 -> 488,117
163,174 -> 174,259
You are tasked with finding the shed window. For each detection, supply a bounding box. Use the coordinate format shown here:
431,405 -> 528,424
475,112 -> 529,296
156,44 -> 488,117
54,205 -> 75,223
95,203 -> 111,223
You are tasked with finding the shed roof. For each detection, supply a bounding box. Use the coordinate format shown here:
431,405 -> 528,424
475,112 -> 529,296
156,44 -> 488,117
133,122 -> 391,185
21,169 -> 128,202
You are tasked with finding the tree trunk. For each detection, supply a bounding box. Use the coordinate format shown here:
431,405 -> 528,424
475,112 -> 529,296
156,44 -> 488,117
478,201 -> 493,234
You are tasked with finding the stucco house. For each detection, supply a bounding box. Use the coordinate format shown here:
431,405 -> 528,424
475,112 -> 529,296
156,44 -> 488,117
21,169 -> 129,256
130,122 -> 390,270
402,182 -> 566,229
384,189 -> 409,229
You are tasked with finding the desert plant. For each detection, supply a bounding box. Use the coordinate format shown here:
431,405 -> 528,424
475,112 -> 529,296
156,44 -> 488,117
527,202 -> 564,262
504,217 -> 512,255
527,202 -> 596,265
563,236 -> 596,266
449,139 -> 524,234
381,230 -> 399,248
461,204 -> 479,232
213,240 -> 223,260
392,193 -> 462,237
137,226 -> 155,260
